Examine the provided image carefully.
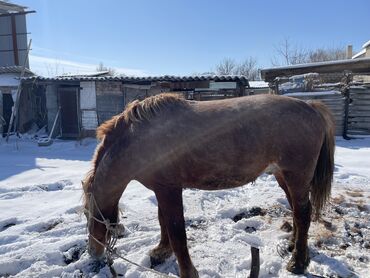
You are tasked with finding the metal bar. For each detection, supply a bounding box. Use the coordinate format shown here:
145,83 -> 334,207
250,247 -> 260,278
10,14 -> 19,65
5,39 -> 32,142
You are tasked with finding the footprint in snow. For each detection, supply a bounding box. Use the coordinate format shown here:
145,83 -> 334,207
0,218 -> 19,232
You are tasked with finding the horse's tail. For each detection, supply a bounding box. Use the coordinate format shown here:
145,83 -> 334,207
309,101 -> 335,218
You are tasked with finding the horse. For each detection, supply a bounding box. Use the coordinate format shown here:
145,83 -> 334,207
82,93 -> 335,277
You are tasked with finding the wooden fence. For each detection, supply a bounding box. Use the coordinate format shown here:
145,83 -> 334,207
285,91 -> 345,136
347,86 -> 370,135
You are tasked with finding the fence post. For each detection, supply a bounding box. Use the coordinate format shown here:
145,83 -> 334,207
250,246 -> 260,278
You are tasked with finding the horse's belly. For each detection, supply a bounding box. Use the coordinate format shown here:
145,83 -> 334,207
186,174 -> 257,190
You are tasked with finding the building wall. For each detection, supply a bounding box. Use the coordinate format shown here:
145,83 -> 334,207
0,14 -> 29,67
95,81 -> 125,124
80,81 -> 98,136
45,84 -> 60,138
0,92 -> 3,134
123,84 -> 149,104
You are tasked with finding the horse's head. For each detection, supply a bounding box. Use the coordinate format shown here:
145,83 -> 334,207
83,182 -> 110,259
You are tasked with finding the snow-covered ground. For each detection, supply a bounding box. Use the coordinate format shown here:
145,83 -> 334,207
0,137 -> 369,278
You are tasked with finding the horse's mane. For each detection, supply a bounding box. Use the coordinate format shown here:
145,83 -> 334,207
96,93 -> 187,140
82,93 -> 187,203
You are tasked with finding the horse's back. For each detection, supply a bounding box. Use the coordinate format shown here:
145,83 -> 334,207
138,94 -> 326,189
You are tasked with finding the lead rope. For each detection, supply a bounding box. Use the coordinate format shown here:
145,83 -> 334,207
86,193 -> 175,278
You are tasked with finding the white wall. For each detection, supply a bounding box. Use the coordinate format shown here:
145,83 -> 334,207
80,81 -> 98,130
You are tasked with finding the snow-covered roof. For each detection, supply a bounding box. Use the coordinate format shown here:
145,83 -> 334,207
56,71 -> 111,78
248,81 -> 269,88
352,49 -> 366,59
362,39 -> 370,49
261,57 -> 370,82
352,39 -> 370,59
0,1 -> 26,14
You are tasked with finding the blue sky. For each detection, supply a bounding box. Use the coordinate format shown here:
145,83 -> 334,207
16,0 -> 370,76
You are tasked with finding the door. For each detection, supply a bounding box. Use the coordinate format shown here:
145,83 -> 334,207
2,93 -> 14,137
58,87 -> 80,138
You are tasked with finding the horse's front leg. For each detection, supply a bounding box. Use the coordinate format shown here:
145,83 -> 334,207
154,187 -> 199,278
150,206 -> 173,267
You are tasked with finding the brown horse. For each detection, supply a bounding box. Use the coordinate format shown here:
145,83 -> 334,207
82,93 -> 335,277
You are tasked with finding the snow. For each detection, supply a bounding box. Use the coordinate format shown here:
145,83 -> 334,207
248,81 -> 269,89
352,49 -> 366,59
0,137 -> 369,277
0,74 -> 20,87
362,39 -> 370,49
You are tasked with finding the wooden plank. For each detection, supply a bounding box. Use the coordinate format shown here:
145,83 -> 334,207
348,114 -> 370,118
348,118 -> 370,123
349,106 -> 370,111
350,100 -> 370,105
348,123 -> 370,129
347,129 -> 370,135
291,96 -> 344,101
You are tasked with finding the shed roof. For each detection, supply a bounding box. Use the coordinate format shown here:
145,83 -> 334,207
0,0 -> 35,16
261,57 -> 370,82
0,1 -> 26,14
0,66 -> 34,75
22,75 -> 249,85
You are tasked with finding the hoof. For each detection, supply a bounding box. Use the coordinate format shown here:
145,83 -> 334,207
286,256 -> 310,274
115,223 -> 126,239
149,246 -> 173,268
150,255 -> 164,268
181,266 -> 199,278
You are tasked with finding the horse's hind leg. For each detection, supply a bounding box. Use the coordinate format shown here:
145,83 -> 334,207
150,206 -> 173,267
154,187 -> 199,278
275,172 -> 296,251
283,173 -> 312,274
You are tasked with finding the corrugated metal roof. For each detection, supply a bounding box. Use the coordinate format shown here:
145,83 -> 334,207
0,66 -> 34,75
22,75 -> 249,85
0,1 -> 26,14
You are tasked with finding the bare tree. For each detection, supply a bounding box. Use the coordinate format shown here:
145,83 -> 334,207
235,57 -> 260,80
216,58 -> 237,75
272,38 -> 308,66
96,62 -> 116,76
308,47 -> 346,62
272,38 -> 347,66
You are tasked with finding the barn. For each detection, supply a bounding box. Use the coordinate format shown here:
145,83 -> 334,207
19,75 -> 249,138
0,66 -> 35,136
261,57 -> 370,136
